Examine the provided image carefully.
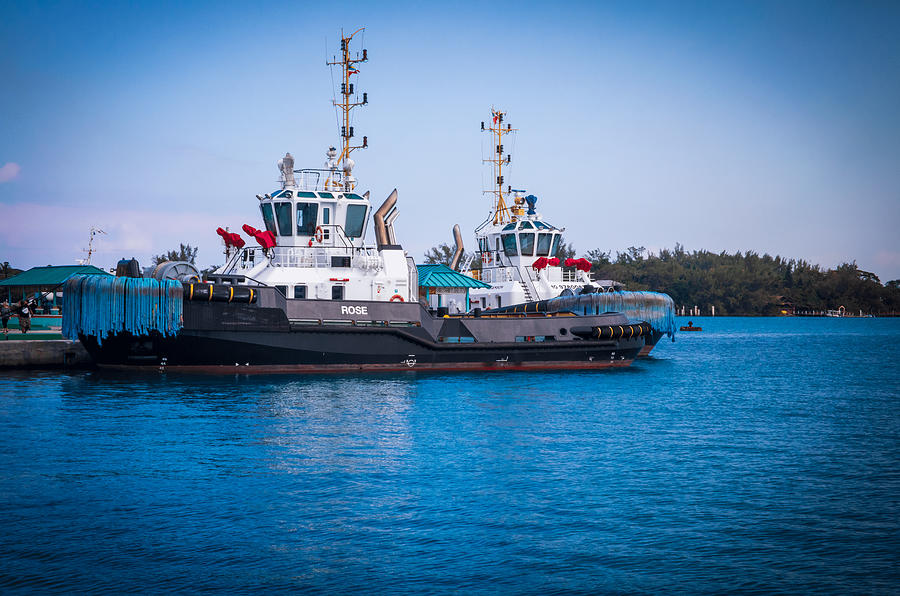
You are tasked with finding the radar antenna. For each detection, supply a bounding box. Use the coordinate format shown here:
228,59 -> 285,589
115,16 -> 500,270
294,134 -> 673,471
481,108 -> 517,224
327,28 -> 368,190
80,227 -> 106,265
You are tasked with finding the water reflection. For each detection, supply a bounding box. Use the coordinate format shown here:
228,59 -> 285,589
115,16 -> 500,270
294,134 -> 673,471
1,319 -> 898,592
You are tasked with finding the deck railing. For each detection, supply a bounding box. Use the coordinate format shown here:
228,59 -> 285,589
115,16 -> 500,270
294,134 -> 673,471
226,245 -> 382,272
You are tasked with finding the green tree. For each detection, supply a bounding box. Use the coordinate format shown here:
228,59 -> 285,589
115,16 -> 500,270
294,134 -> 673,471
423,243 -> 457,265
0,262 -> 22,280
556,238 -> 577,261
153,243 -> 199,265
422,243 -> 479,270
578,245 -> 900,315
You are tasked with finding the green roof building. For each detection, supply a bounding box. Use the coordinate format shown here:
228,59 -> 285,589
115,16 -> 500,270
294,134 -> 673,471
0,265 -> 110,308
416,264 -> 490,312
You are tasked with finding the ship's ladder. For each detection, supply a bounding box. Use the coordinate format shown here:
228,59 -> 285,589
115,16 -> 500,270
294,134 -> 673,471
459,252 -> 475,273
519,281 -> 533,302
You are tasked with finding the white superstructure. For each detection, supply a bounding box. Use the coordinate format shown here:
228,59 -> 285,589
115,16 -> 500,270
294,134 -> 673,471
212,29 -> 416,304
461,109 -> 620,310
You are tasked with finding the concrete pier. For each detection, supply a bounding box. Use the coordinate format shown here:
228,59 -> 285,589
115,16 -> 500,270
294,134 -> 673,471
0,339 -> 92,369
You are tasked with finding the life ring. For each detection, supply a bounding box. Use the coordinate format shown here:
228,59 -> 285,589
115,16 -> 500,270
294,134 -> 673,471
314,226 -> 324,243
390,294 -> 404,302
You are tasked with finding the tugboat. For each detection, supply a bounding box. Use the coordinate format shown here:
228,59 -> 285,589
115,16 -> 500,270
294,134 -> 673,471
457,109 -> 676,355
63,30 -> 650,373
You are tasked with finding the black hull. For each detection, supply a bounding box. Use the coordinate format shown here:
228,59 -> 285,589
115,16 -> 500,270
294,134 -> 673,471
639,330 -> 665,356
80,326 -> 642,374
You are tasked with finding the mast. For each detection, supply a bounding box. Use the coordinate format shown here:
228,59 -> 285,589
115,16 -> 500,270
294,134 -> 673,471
481,108 -> 516,224
82,227 -> 106,265
326,28 -> 368,190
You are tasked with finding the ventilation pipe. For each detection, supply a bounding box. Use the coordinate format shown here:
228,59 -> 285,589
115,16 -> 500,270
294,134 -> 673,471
374,189 -> 398,248
385,207 -> 400,245
450,224 -> 464,270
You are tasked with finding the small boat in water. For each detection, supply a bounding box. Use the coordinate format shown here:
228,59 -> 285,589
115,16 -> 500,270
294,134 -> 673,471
63,30 -> 650,373
679,321 -> 702,332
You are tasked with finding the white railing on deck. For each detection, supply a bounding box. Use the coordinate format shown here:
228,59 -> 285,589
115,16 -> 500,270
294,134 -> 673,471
226,245 -> 381,272
290,169 -> 354,193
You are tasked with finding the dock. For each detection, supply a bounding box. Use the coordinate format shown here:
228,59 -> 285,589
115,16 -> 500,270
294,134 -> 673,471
0,339 -> 91,369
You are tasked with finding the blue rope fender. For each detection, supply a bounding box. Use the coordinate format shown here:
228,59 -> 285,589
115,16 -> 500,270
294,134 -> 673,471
62,275 -> 184,344
546,291 -> 677,339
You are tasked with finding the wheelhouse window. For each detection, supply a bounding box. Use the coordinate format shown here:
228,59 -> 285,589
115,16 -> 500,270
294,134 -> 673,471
296,202 -> 318,236
501,233 -> 518,257
345,204 -> 367,238
550,234 -> 561,257
536,233 -> 552,256
519,233 -> 535,256
293,285 -> 307,299
519,221 -> 534,229
345,193 -> 364,200
296,191 -> 317,198
260,203 -> 276,234
317,192 -> 335,199
478,237 -> 488,253
274,202 -> 292,236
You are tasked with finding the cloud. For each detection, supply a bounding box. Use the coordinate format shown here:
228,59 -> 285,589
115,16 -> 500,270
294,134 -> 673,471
0,162 -> 21,183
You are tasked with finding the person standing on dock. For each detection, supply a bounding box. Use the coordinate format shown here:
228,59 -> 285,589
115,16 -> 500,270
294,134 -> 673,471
17,299 -> 32,334
1,300 -> 9,336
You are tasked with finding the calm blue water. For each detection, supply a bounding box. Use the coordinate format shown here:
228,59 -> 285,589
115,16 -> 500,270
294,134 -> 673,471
1,317 -> 898,593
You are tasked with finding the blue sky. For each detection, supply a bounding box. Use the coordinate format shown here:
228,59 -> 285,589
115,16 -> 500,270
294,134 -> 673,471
2,0 -> 899,281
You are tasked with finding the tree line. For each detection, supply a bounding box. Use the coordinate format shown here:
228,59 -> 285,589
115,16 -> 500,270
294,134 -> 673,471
584,244 -> 900,315
425,241 -> 900,315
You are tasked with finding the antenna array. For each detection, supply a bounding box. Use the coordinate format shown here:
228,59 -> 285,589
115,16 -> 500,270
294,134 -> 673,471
481,108 -> 516,224
327,28 -> 368,171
